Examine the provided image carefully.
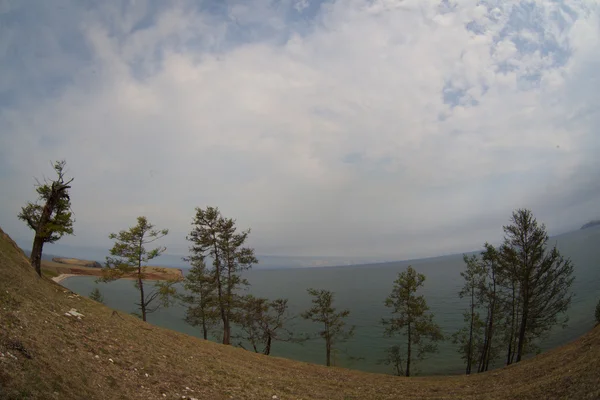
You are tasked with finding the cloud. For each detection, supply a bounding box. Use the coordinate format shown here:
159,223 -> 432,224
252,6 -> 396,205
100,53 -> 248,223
0,0 -> 599,260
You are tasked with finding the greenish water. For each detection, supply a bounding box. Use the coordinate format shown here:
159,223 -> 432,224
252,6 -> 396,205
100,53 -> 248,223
63,227 -> 600,376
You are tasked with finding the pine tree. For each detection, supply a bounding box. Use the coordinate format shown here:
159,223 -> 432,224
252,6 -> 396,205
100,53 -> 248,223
179,259 -> 219,340
501,209 -> 574,363
379,345 -> 405,376
186,206 -> 258,345
301,288 -> 354,367
18,160 -> 74,276
452,254 -> 485,374
100,216 -> 176,322
234,295 -> 297,355
382,266 -> 444,377
476,243 -> 503,372
89,287 -> 104,304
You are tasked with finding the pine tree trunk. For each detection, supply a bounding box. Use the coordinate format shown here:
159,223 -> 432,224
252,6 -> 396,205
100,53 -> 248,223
30,194 -> 57,276
223,317 -> 230,345
483,275 -> 497,372
467,286 -> 474,375
406,321 -> 411,377
30,235 -> 45,276
202,318 -> 208,340
516,294 -> 528,362
265,334 -> 272,356
139,272 -> 146,322
326,339 -> 331,367
506,283 -> 516,365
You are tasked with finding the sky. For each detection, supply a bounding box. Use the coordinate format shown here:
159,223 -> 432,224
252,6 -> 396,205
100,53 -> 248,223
0,0 -> 599,262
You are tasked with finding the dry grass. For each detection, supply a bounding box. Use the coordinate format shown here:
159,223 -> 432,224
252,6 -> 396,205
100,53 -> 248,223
1,226 -> 599,400
51,257 -> 101,267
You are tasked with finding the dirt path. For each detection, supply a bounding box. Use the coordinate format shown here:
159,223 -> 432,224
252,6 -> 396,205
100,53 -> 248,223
51,274 -> 78,284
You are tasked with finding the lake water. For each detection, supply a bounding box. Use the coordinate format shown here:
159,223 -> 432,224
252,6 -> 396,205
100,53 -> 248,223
62,226 -> 600,376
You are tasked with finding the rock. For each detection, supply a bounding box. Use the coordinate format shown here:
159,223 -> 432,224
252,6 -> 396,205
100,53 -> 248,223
65,309 -> 84,319
109,358 -> 114,363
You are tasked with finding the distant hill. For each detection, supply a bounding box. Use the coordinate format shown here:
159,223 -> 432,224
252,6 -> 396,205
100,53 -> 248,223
581,220 -> 600,230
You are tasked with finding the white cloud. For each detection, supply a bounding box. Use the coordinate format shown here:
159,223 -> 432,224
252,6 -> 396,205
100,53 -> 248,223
1,0 -> 599,260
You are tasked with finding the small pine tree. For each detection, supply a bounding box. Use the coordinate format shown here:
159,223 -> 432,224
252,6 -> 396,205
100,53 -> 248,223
179,259 -> 219,340
89,288 -> 104,304
382,266 -> 444,377
301,288 -> 355,367
379,345 -> 404,376
234,295 -> 297,355
100,216 -> 176,321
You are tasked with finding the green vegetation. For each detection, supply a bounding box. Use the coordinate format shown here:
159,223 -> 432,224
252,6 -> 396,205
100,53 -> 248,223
99,216 -> 176,321
595,299 -> 600,325
453,209 -> 575,374
89,288 -> 104,304
501,208 -> 574,363
302,288 -> 355,367
382,266 -> 443,376
178,259 -> 219,340
234,295 -> 297,355
41,268 -> 59,279
18,160 -> 74,276
452,254 -> 486,374
184,206 -> 258,345
453,244 -> 502,373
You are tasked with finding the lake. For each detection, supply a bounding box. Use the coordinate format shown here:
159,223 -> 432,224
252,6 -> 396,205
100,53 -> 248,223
62,226 -> 600,376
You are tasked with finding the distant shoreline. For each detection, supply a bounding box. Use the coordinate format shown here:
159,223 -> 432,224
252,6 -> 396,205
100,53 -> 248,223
51,273 -> 78,284
42,259 -> 184,283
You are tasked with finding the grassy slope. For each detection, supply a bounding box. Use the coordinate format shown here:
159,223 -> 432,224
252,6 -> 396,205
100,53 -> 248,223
0,227 -> 599,400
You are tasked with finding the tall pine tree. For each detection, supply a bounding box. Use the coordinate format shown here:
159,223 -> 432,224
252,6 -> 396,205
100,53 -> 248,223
382,266 -> 444,377
186,206 -> 258,345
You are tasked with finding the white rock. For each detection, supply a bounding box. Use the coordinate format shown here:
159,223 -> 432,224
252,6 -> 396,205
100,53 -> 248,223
94,355 -> 99,359
65,308 -> 84,318
145,373 -> 149,378
272,396 -> 279,399
109,358 -> 114,363
162,395 -> 166,398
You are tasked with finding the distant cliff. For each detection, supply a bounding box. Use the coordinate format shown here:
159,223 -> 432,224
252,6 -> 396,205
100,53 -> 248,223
581,220 -> 600,230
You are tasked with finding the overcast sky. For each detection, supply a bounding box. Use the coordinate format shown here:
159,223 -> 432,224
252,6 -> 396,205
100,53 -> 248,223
0,0 -> 599,261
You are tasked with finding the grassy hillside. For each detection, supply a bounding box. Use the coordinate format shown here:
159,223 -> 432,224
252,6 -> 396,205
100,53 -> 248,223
1,226 -> 599,400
